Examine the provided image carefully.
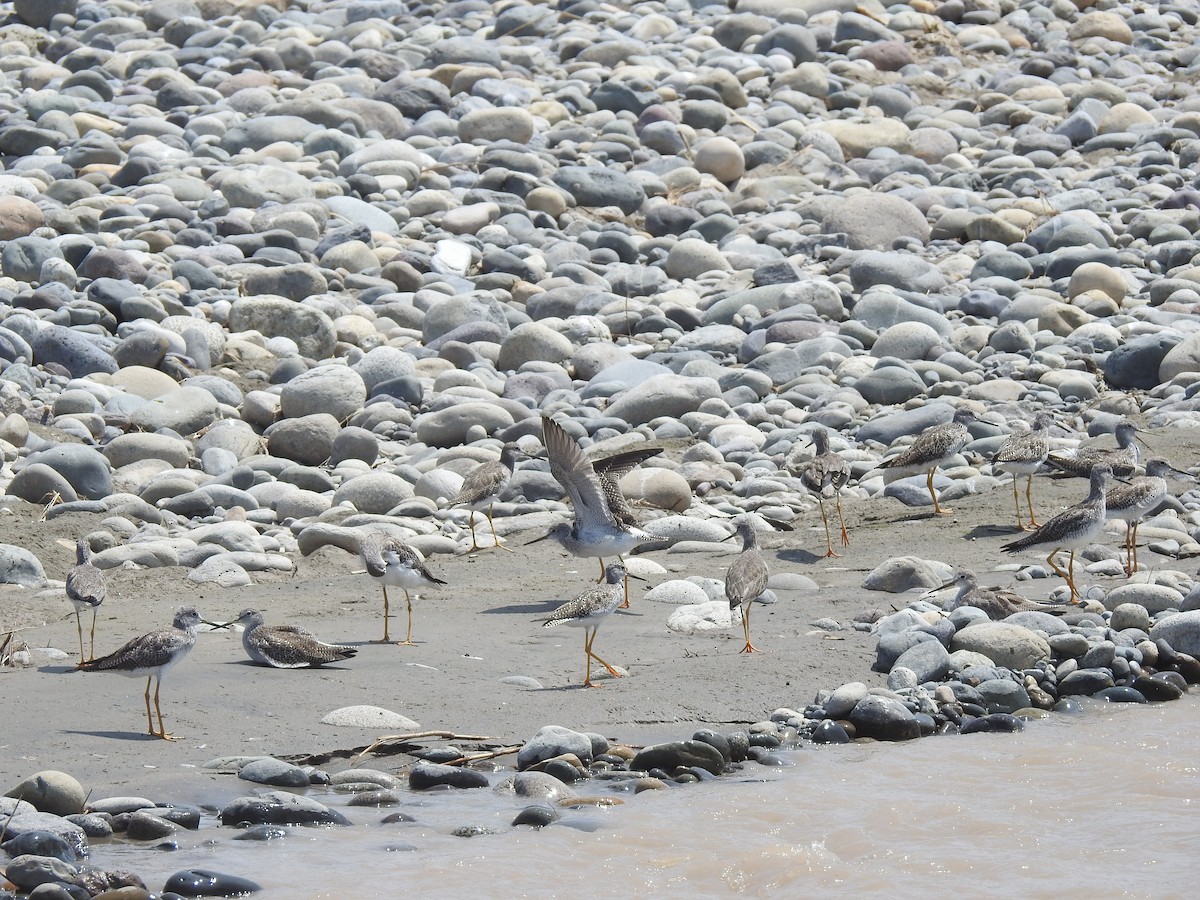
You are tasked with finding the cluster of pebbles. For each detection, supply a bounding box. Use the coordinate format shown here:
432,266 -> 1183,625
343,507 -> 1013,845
5,0 -> 1200,893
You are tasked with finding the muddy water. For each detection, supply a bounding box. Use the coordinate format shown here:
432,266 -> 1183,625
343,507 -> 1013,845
95,698 -> 1197,898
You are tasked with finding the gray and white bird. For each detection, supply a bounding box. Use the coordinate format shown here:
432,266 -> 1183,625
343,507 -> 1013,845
992,411 -> 1056,531
927,569 -> 1067,620
447,442 -> 522,553
541,563 -> 627,688
358,532 -> 447,645
725,516 -> 770,654
788,427 -> 851,557
1046,420 -> 1140,478
877,408 -> 977,515
1002,465 -> 1115,602
65,538 -> 105,664
1105,458 -> 1189,575
533,415 -> 657,608
215,608 -> 356,668
78,606 -> 214,740
591,444 -> 665,528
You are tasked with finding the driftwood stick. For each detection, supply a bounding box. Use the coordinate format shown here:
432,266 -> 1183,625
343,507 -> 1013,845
350,731 -> 498,766
444,745 -> 524,767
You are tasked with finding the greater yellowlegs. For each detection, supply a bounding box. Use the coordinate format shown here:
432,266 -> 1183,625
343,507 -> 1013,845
541,563 -> 626,688
215,609 -> 356,668
1105,458 -> 1189,575
992,411 -> 1055,531
725,516 -> 769,653
788,427 -> 851,557
926,569 -> 1067,620
1046,420 -> 1140,478
1001,464 -> 1115,601
78,606 -> 214,740
65,538 -> 105,664
591,443 -> 665,526
877,408 -> 977,515
358,533 -> 447,645
448,442 -> 521,553
534,415 -> 656,608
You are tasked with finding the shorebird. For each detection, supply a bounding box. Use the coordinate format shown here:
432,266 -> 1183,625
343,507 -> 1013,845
65,538 -> 105,664
992,411 -> 1056,531
215,609 -> 356,668
926,569 -> 1067,620
877,408 -> 977,515
787,427 -> 851,557
447,442 -> 521,553
1046,420 -> 1140,478
533,415 -> 657,608
725,516 -> 769,653
591,444 -> 665,527
1105,458 -> 1189,575
1001,464 -> 1115,602
358,532 -> 447,645
541,563 -> 626,688
78,606 -> 214,740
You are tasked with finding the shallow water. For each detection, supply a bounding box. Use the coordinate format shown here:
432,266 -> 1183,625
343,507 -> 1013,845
99,698 -> 1197,898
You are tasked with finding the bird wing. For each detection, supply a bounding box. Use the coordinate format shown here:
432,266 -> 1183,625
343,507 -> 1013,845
542,583 -> 622,626
726,552 -> 769,605
450,460 -> 508,506
80,629 -> 187,672
542,416 -> 619,529
66,566 -> 105,606
253,627 -> 356,667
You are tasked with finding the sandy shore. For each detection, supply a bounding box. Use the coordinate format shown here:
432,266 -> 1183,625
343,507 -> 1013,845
3,423 -> 1196,803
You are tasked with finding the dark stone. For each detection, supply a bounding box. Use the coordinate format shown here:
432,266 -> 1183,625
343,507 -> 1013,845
631,740 -> 726,776
724,730 -> 750,761
810,719 -> 851,744
1057,668 -> 1116,696
1095,686 -> 1147,703
408,764 -> 489,791
1104,334 -> 1180,390
219,792 -> 349,827
1,831 -> 77,863
848,695 -> 921,741
959,713 -> 1025,734
512,805 -> 559,828
163,869 -> 262,897
231,825 -> 286,842
691,729 -> 732,763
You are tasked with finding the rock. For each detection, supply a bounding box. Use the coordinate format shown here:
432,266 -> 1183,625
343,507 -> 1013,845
605,374 -> 720,426
265,414 -> 341,466
279,365 -> 367,421
229,297 -> 336,360
553,166 -> 645,214
459,108 -> 535,144
125,811 -> 177,841
3,854 -> 77,891
30,326 -> 117,378
666,600 -> 734,634
0,544 -> 47,587
128,386 -> 219,436
891,640 -> 951,682
824,681 -> 870,718
517,725 -> 594,770
497,322 -> 573,370
409,764 -> 489,790
1150,610 -> 1200,657
512,805 -> 559,828
950,622 -> 1051,669
319,706 -> 421,729
219,792 -> 349,826
19,446 -> 111,499
1103,583 -> 1182,615
643,580 -> 710,605
331,471 -> 414,514
163,869 -> 263,897
618,468 -> 692,512
976,679 -> 1031,714
863,557 -> 951,592
822,194 -> 929,250
4,772 -> 85,817
665,239 -> 731,279
237,758 -> 310,788
414,402 -> 515,447
631,740 -> 726,775
848,695 -> 921,741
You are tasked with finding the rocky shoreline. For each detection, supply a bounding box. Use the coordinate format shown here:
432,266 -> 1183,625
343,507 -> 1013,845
4,0 -> 1200,895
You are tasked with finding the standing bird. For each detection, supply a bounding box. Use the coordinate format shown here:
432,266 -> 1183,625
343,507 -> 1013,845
447,442 -> 522,553
725,516 -> 770,653
1105,458 -> 1189,575
533,415 -> 657,608
926,569 -> 1067,620
215,608 -> 356,668
541,563 -> 626,688
1046,420 -> 1140,478
65,538 -> 105,664
788,427 -> 851,557
78,606 -> 213,740
1002,465 -> 1115,602
877,408 -> 977,515
358,532 -> 447,645
992,411 -> 1056,531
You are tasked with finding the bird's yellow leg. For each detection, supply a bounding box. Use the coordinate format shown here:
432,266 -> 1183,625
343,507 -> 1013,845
1045,549 -> 1078,601
582,629 -> 596,687
489,502 -> 513,553
739,602 -> 760,653
819,498 -> 840,558
467,510 -> 481,553
89,609 -> 97,661
1130,522 -> 1141,574
371,586 -> 393,643
153,678 -> 177,741
1025,475 -> 1039,528
76,612 -> 85,665
398,591 -> 416,646
1012,475 -> 1026,530
930,468 -> 953,515
836,493 -> 849,547
619,555 -> 631,609
143,676 -> 155,735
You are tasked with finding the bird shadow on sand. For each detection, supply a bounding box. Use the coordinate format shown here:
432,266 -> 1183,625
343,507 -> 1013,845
42,664 -> 82,675
62,729 -> 162,742
481,600 -> 564,615
964,524 -> 1023,540
775,548 -> 826,565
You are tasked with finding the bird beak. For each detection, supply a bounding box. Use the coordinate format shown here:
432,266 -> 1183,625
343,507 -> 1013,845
926,580 -> 956,596
721,532 -> 737,543
208,620 -> 233,630
1136,434 -> 1153,451
627,572 -> 647,583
